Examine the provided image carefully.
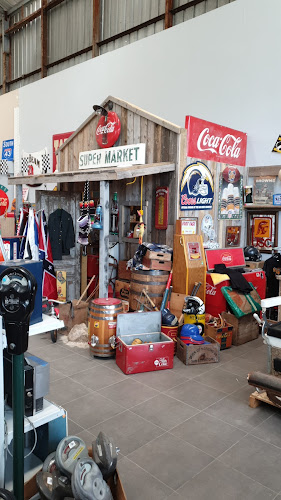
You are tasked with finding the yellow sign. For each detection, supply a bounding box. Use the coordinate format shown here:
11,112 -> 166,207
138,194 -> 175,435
56,270 -> 66,301
253,218 -> 270,238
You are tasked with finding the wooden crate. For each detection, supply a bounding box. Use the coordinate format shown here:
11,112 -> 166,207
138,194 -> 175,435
115,279 -> 130,300
145,249 -> 171,261
221,311 -> 259,345
177,336 -> 220,365
142,256 -> 172,271
204,322 -> 233,350
24,469 -> 126,500
245,261 -> 264,270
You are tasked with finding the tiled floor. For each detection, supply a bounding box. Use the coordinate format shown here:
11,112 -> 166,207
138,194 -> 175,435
28,332 -> 281,500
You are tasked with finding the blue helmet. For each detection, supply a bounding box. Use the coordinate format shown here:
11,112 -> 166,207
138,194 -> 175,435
180,323 -> 204,345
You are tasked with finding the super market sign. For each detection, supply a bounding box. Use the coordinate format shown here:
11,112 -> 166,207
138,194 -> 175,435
79,143 -> 146,169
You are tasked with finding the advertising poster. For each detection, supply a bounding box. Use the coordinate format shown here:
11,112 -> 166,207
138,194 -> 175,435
21,148 -> 50,176
218,167 -> 243,220
56,270 -> 67,301
254,177 -> 275,205
180,161 -> 214,211
251,216 -> 273,251
225,226 -> 241,247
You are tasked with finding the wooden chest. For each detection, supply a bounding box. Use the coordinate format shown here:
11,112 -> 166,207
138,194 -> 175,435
221,311 -> 259,345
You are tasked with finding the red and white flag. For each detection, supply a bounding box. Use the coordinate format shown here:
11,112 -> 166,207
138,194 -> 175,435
38,210 -> 57,300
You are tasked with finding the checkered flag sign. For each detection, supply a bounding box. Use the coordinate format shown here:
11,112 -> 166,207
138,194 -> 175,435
272,135 -> 281,153
0,160 -> 8,175
21,148 -> 51,176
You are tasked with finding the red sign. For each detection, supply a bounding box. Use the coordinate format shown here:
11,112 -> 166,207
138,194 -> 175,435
0,190 -> 9,216
53,132 -> 74,172
185,116 -> 247,166
96,111 -> 121,148
155,187 -> 169,229
205,247 -> 245,271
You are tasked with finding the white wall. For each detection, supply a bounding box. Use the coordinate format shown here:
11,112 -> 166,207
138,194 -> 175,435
15,0 -> 281,168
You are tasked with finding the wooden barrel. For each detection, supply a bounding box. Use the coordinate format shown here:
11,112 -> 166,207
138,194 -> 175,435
129,270 -> 169,311
89,298 -> 123,357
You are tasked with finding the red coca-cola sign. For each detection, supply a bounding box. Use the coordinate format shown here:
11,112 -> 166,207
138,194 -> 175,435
185,116 -> 247,166
96,111 -> 121,148
205,248 -> 245,271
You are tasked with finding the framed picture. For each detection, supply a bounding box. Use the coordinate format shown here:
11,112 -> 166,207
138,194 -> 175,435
225,226 -> 241,247
254,176 -> 275,205
218,169 -> 243,220
247,208 -> 278,253
178,217 -> 197,235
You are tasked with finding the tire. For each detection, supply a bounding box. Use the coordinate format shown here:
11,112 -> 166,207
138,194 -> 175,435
0,489 -> 16,500
51,330 -> 58,343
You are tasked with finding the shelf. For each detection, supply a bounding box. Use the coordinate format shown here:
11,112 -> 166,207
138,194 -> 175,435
5,398 -> 66,445
29,314 -> 65,337
122,237 -> 139,243
244,204 -> 280,209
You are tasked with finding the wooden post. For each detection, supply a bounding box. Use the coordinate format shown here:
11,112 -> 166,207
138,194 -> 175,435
16,184 -> 23,221
41,0 -> 48,78
99,180 -> 109,298
92,0 -> 100,58
2,14 -> 10,94
165,0 -> 173,29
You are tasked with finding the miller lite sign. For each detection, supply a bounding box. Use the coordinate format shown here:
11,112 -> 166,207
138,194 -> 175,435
185,116 -> 247,166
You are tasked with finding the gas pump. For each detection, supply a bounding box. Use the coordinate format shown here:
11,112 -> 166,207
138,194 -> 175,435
0,267 -> 37,500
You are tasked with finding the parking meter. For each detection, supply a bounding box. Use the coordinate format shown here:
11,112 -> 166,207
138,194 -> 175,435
0,267 -> 37,355
0,266 -> 37,500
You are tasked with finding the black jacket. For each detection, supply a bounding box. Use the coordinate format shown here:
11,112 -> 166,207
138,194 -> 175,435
48,209 -> 75,260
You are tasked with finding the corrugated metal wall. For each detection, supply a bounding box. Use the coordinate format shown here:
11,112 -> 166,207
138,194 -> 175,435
3,0 -> 236,92
100,0 -> 165,55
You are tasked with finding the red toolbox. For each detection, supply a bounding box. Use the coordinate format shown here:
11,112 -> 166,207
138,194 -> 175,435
205,248 -> 266,317
116,311 -> 174,375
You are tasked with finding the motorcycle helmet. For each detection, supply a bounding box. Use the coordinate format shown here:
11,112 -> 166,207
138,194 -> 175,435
244,246 -> 261,262
180,324 -> 205,345
183,296 -> 205,315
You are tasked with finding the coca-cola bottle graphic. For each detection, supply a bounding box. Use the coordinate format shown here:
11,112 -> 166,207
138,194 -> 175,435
110,192 -> 119,234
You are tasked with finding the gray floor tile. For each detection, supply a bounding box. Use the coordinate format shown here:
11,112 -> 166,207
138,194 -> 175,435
97,379 -> 159,409
173,356 -> 217,378
47,376 -> 91,405
117,457 -> 173,500
218,348 -> 240,362
67,418 -> 84,435
131,393 -> 198,431
193,367 -> 246,394
205,387 -> 274,432
170,411 -> 245,457
76,429 -> 96,447
29,343 -> 73,362
250,413 -> 281,448
63,391 -> 125,428
70,364 -> 126,391
28,332 -> 52,346
177,459 -> 276,500
49,367 -> 65,383
89,410 -> 164,456
219,434 -> 281,492
165,379 -> 226,410
240,346 -> 268,364
49,352 -> 96,376
219,356 -> 267,378
128,433 -> 213,490
130,368 -> 188,391
94,357 -> 126,373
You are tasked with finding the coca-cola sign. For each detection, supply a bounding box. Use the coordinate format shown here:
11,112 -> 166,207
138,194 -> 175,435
96,111 -> 121,148
185,116 -> 247,166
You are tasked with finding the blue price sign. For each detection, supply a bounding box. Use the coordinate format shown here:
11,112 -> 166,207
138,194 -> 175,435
273,194 -> 281,206
2,139 -> 14,161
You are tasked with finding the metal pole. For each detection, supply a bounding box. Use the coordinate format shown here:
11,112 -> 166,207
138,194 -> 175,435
13,353 -> 24,500
99,180 -> 109,298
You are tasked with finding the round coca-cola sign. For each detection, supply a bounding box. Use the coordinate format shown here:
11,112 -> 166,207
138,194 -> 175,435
96,111 -> 121,148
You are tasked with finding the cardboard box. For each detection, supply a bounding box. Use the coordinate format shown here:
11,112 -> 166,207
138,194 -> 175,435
221,311 -> 259,345
204,322 -> 233,350
118,260 -> 131,281
142,256 -> 172,271
0,217 -> 15,237
176,336 -> 220,365
115,279 -> 130,300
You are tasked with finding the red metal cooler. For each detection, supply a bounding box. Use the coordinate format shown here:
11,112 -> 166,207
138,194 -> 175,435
205,248 -> 266,317
116,311 -> 174,374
